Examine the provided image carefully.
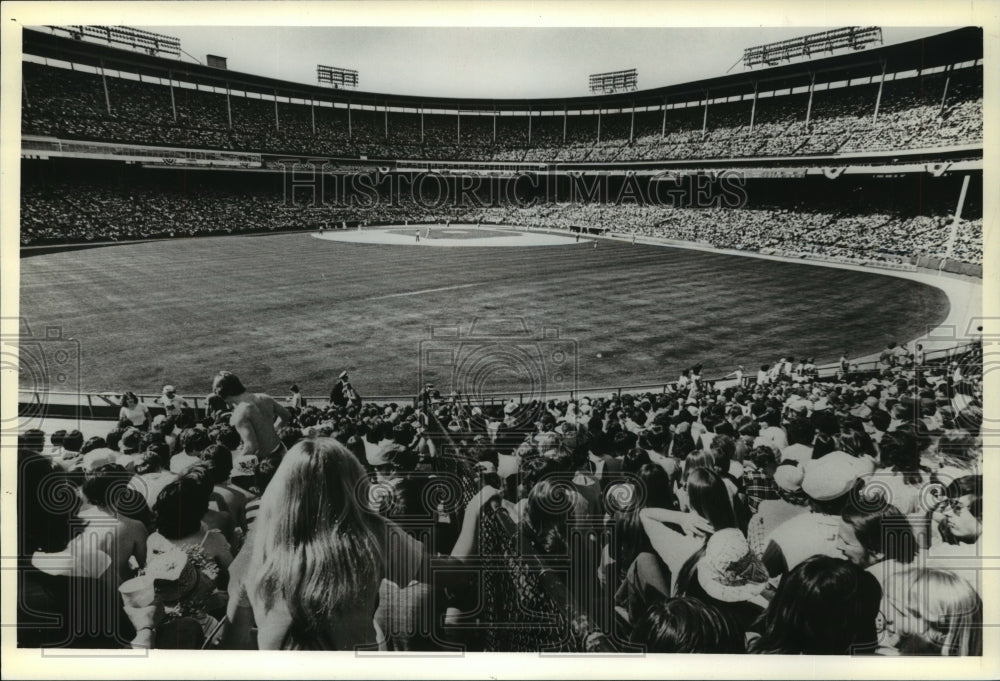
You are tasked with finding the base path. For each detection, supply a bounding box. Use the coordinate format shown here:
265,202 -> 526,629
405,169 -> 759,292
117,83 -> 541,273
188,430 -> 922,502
312,224 -> 589,247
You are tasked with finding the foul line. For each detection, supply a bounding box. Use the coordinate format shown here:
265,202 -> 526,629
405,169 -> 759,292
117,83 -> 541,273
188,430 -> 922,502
370,282 -> 484,300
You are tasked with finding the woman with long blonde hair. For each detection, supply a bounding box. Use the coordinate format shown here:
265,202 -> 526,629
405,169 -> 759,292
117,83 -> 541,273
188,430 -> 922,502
225,437 -> 424,650
882,567 -> 982,656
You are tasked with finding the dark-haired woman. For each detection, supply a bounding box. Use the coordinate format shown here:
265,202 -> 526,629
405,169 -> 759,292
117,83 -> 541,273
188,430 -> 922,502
119,391 -> 151,430
875,430 -> 929,515
148,476 -> 233,578
510,478 -> 608,650
748,555 -> 881,654
643,467 -> 735,561
602,464 -> 676,589
627,466 -> 735,616
632,597 -> 745,653
521,478 -> 590,557
838,500 -> 919,570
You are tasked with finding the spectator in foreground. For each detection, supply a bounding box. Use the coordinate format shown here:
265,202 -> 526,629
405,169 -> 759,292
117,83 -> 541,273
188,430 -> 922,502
621,467 -> 733,624
881,568 -> 982,656
674,528 -> 771,632
148,476 -> 233,593
741,445 -> 780,514
77,462 -> 148,585
930,475 -> 982,557
632,597 -> 745,653
200,443 -> 252,532
748,555 -> 881,654
18,449 -> 129,648
225,437 -> 426,650
746,461 -> 808,557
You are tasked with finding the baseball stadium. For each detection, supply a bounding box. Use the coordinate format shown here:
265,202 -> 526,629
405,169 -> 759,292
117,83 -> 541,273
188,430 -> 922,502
12,21 -> 988,659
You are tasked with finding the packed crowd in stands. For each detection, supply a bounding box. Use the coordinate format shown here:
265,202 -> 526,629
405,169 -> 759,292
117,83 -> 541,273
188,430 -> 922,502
18,336 -> 984,652
21,179 -> 983,267
22,61 -> 983,162
468,203 -> 982,267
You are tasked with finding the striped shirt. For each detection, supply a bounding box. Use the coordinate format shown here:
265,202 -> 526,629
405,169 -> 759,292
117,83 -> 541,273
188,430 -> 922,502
245,498 -> 262,531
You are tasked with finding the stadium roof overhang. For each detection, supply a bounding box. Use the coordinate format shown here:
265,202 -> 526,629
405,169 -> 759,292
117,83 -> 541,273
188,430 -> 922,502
22,26 -> 983,111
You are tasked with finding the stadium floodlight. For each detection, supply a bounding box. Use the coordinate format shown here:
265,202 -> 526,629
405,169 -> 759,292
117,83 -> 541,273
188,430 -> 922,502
589,68 -> 638,95
317,64 -> 359,89
47,25 -> 182,58
743,27 -> 883,69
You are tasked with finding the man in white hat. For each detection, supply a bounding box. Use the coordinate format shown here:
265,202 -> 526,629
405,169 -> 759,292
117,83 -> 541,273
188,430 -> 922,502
155,384 -> 188,419
761,451 -> 872,577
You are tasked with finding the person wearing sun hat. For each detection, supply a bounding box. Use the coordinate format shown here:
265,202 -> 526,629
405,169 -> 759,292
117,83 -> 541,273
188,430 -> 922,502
760,451 -> 869,576
678,528 -> 772,632
122,546 -> 224,648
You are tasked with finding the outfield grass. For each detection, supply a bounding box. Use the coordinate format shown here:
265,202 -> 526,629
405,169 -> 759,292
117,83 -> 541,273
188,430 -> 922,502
19,229 -> 950,399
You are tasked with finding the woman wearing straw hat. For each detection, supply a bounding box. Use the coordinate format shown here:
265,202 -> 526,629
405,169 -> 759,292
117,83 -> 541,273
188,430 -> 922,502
674,528 -> 771,633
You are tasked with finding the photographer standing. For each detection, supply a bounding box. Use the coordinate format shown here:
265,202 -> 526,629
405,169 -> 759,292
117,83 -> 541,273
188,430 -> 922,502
329,371 -> 362,409
417,383 -> 441,424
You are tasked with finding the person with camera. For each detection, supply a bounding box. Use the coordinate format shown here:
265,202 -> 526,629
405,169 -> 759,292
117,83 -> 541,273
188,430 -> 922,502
418,382 -> 440,419
329,371 -> 362,410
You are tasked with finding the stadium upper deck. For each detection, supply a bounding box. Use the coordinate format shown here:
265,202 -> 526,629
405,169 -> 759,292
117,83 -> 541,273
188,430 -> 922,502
20,27 -> 983,164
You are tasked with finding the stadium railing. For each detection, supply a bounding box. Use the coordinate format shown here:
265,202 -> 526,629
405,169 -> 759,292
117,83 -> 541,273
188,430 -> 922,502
21,135 -> 263,167
16,342 -> 977,423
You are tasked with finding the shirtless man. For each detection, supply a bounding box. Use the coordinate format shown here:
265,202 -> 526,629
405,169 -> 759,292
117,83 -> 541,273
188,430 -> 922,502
212,371 -> 291,462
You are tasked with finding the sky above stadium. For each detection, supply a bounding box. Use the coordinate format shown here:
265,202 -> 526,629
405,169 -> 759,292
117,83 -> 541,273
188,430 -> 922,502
102,25 -> 951,99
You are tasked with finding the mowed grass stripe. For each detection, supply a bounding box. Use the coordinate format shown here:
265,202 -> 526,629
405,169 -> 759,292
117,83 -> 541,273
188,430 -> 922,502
19,232 -> 950,395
